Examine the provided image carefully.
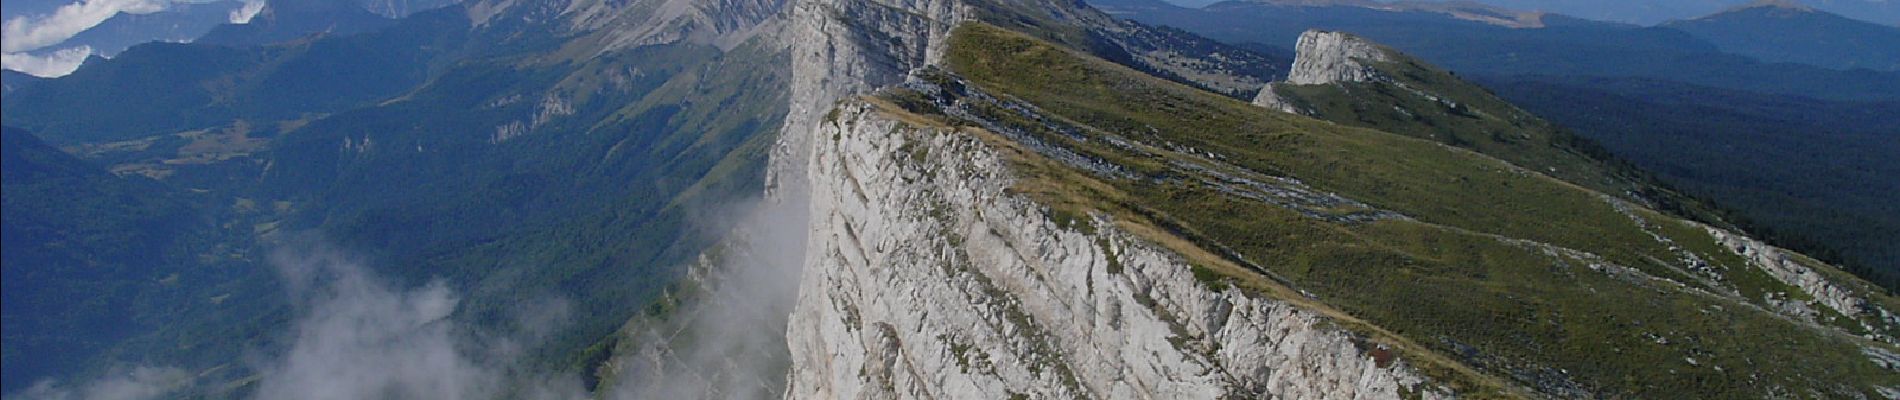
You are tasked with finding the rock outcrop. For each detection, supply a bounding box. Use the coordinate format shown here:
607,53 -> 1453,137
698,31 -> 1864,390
1252,30 -> 1392,113
1281,30 -> 1390,85
1708,228 -> 1899,338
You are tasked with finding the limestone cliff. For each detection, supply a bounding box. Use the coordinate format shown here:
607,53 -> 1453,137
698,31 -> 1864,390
1252,30 -> 1389,113
1281,30 -> 1390,85
782,100 -> 1455,399
757,0 -> 1464,396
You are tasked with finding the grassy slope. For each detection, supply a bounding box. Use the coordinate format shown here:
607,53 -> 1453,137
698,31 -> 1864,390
1477,76 -> 1900,291
1252,40 -> 1879,310
935,23 -> 1899,398
1264,44 -> 1728,230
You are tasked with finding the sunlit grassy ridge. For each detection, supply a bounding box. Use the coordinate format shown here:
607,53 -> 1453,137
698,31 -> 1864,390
921,23 -> 1900,398
1263,41 -> 1730,230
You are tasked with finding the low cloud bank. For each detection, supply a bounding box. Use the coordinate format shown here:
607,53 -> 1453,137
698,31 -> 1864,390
250,244 -> 588,400
4,187 -> 811,400
10,367 -> 189,400
249,196 -> 811,400
5,243 -> 593,400
1,45 -> 91,77
607,193 -> 810,399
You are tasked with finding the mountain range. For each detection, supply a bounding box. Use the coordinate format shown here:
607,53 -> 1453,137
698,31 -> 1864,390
1397,0 -> 1900,26
1094,0 -> 1900,96
1664,0 -> 1900,71
0,0 -> 452,77
47,1 -> 249,57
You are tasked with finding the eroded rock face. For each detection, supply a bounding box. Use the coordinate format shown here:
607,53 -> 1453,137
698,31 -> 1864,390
767,0 -> 973,200
781,101 -> 1452,399
1252,30 -> 1392,112
1707,228 -> 1899,338
1282,30 -> 1390,85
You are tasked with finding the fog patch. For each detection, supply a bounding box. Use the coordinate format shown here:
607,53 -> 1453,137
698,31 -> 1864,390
228,0 -> 264,24
5,186 -> 811,400
606,191 -> 809,399
8,367 -> 189,400
247,243 -> 588,400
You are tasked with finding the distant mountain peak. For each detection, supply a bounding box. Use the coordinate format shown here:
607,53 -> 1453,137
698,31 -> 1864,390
1717,0 -> 1819,16
1381,1 -> 1547,27
1665,0 -> 1900,71
1233,0 -> 1547,27
1741,0 -> 1815,11
1684,0 -> 1837,23
1247,0 -> 1378,6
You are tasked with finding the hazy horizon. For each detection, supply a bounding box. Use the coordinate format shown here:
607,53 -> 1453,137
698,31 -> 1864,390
1156,0 -> 1900,26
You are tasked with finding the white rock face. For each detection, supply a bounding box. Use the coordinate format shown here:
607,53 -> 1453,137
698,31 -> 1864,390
768,0 -> 969,197
1252,30 -> 1391,113
781,101 -> 1452,399
1282,30 -> 1390,86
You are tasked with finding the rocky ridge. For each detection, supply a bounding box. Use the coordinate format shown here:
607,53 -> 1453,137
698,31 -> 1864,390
782,99 -> 1454,399
761,0 -> 1457,397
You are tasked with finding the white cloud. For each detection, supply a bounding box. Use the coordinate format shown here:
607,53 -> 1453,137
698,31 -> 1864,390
607,194 -> 808,399
249,244 -> 589,400
2,45 -> 94,77
9,367 -> 191,400
4,244 -> 595,400
2,0 -> 172,53
229,0 -> 265,24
